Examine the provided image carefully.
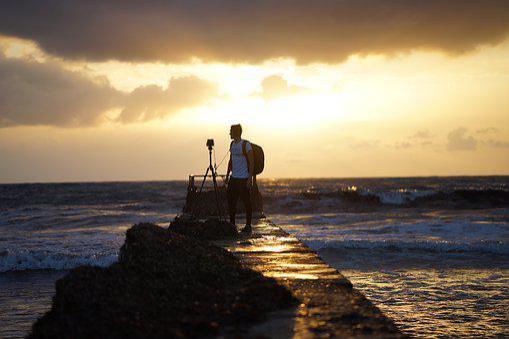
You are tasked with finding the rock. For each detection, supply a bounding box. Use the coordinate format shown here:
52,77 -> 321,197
29,223 -> 297,338
169,216 -> 239,240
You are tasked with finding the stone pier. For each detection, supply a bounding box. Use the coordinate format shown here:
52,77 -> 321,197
216,218 -> 407,338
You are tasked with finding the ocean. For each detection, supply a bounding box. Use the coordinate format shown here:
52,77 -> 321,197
1,177 -> 508,337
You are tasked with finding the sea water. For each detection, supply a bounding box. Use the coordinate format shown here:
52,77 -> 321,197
1,177 -> 508,337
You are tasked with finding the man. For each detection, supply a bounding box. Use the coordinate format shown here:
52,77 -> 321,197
225,124 -> 254,233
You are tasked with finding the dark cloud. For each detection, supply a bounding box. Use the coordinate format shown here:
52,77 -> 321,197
0,54 -> 217,127
447,127 -> 477,151
1,1 -> 508,64
0,54 -> 121,127
257,75 -> 305,100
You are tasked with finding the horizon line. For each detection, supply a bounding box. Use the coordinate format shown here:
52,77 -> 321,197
1,173 -> 509,185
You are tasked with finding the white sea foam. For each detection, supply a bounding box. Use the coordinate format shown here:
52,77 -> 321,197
272,209 -> 509,255
0,226 -> 127,272
0,201 -> 177,272
0,249 -> 117,272
361,189 -> 435,205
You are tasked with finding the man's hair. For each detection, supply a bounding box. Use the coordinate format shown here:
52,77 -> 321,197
231,124 -> 242,136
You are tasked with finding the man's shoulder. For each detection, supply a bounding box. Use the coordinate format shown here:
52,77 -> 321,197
242,139 -> 252,149
230,140 -> 243,151
241,139 -> 252,145
230,139 -> 252,151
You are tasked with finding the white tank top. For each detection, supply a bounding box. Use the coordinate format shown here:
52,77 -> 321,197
230,139 -> 252,178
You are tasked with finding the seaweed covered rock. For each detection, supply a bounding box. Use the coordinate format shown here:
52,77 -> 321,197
29,223 -> 297,338
169,216 -> 238,240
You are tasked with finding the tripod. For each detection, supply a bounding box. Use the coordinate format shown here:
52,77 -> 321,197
191,140 -> 225,221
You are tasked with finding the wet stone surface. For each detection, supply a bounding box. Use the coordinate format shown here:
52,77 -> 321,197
218,218 -> 407,338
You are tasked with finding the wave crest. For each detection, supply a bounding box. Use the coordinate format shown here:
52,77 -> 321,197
263,188 -> 509,213
0,249 -> 117,272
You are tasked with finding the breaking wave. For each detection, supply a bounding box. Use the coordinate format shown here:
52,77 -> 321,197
0,249 -> 118,272
2,178 -> 508,271
262,188 -> 509,213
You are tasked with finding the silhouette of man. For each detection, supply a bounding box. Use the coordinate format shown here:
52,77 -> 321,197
226,124 -> 254,233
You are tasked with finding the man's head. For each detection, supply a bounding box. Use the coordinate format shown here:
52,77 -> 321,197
230,124 -> 242,140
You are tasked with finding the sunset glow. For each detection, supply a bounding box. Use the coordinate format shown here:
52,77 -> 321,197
1,2 -> 509,182
1,3 -> 509,338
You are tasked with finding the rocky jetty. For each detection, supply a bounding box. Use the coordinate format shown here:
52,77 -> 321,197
29,223 -> 297,338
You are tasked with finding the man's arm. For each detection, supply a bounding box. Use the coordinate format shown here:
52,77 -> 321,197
226,158 -> 232,182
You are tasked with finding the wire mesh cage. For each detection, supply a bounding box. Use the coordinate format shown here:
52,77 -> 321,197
183,174 -> 264,219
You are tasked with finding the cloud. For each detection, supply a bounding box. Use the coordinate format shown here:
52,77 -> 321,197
256,75 -> 305,100
349,139 -> 380,150
393,141 -> 413,149
394,128 -> 508,151
1,1 -> 508,64
447,127 -> 477,151
484,139 -> 509,148
410,130 -> 433,139
119,77 -> 217,123
391,130 -> 435,149
0,54 -> 121,127
0,54 -> 217,127
476,127 -> 500,134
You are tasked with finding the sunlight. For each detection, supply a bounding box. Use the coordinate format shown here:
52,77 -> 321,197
261,93 -> 346,129
185,91 -> 347,132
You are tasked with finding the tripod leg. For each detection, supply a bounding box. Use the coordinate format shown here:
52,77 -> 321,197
191,167 -> 210,218
198,168 -> 210,194
211,166 -> 224,221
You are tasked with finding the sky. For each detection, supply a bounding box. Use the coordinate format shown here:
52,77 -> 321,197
1,0 -> 509,183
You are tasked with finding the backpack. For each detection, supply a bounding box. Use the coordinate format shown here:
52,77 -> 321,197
230,140 -> 265,175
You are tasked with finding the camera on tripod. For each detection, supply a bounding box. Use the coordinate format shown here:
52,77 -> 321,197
206,139 -> 214,150
188,138 -> 224,220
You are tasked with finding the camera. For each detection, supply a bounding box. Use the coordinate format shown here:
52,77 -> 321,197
206,139 -> 214,150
